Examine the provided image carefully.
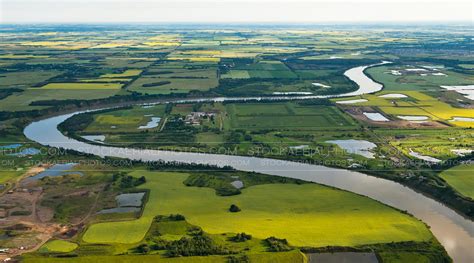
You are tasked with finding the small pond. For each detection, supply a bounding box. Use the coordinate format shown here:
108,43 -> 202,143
98,192 -> 145,214
138,117 -> 161,129
29,163 -> 82,180
231,180 -> 244,189
409,150 -> 442,163
363,112 -> 389,122
397,115 -> 429,121
326,139 -> 377,159
379,93 -> 407,98
336,99 -> 368,104
81,135 -> 105,143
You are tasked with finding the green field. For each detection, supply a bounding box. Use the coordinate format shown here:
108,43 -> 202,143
226,103 -> 357,130
23,251 -> 305,263
84,105 -> 166,133
366,65 -> 474,92
40,240 -> 78,253
440,164 -> 474,199
40,83 -> 123,90
82,172 -> 431,246
0,89 -> 120,111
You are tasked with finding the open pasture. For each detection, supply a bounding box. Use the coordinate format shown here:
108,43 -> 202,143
0,89 -> 120,111
440,164 -> 474,199
82,172 -> 432,247
225,102 -> 357,130
39,83 -> 122,90
0,71 -> 62,88
84,105 -> 166,133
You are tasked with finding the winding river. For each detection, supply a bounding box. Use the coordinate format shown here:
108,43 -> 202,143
23,62 -> 473,262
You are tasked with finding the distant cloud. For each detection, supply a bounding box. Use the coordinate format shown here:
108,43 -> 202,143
1,0 -> 472,23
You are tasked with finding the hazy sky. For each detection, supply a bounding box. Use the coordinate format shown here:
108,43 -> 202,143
1,0 -> 473,23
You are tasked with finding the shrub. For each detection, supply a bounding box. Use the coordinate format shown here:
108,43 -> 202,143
229,204 -> 241,213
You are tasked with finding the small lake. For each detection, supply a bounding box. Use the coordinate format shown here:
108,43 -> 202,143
138,117 -> 161,129
326,139 -> 377,159
363,112 -> 389,122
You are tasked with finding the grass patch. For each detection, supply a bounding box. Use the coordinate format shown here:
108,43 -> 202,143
439,164 -> 474,199
82,172 -> 432,247
40,240 -> 78,253
39,83 -> 122,90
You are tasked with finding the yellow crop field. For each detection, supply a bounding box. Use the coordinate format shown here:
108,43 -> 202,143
101,69 -> 142,78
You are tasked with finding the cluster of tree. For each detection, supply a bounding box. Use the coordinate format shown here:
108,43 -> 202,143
296,98 -> 334,106
0,88 -> 22,100
229,233 -> 252,242
165,235 -> 230,257
264,237 -> 292,252
112,172 -> 146,189
136,234 -> 232,257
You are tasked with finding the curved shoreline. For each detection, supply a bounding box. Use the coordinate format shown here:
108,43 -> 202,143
23,62 -> 474,262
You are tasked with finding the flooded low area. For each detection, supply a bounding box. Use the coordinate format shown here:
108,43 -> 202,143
307,252 -> 378,263
138,117 -> 161,129
29,163 -> 82,180
7,147 -> 40,156
451,149 -> 473,156
231,180 -> 244,189
409,150 -> 442,163
81,135 -> 105,143
272,91 -> 313,95
326,139 -> 377,159
441,85 -> 474,100
98,192 -> 145,214
312,82 -> 331,88
116,192 -> 145,207
336,99 -> 368,104
289,145 -> 309,150
363,112 -> 389,122
0,144 -> 22,149
397,115 -> 429,121
379,93 -> 407,98
450,117 -> 474,122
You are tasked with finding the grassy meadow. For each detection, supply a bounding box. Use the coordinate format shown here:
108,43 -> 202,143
440,164 -> 474,199
82,172 -> 432,246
